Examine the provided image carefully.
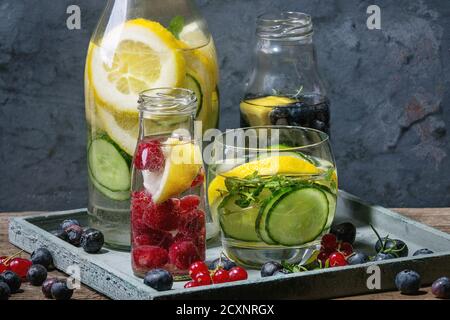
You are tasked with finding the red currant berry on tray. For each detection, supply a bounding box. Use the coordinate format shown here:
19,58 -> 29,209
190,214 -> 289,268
188,261 -> 209,278
317,251 -> 330,265
329,252 -> 348,267
228,267 -> 248,282
339,242 -> 353,257
212,269 -> 230,284
321,233 -> 337,251
134,140 -> 165,171
194,272 -> 212,286
184,281 -> 197,289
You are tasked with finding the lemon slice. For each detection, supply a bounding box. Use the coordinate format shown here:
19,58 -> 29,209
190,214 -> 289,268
208,155 -> 319,206
88,19 -> 186,116
240,96 -> 296,126
143,138 -> 202,204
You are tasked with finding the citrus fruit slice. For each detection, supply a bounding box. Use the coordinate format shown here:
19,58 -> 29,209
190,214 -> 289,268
143,138 -> 202,204
240,96 -> 296,126
88,19 -> 186,116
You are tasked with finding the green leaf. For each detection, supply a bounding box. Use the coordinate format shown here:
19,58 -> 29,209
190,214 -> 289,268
168,16 -> 185,39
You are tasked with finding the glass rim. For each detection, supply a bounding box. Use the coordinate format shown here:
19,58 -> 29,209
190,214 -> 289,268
215,125 -> 330,151
138,87 -> 197,115
256,11 -> 314,40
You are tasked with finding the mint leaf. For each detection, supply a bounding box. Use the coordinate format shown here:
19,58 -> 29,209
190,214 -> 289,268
168,16 -> 185,39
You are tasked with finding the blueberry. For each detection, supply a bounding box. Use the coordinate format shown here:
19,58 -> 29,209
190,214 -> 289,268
261,261 -> 283,277
42,278 -> 59,299
413,248 -> 434,256
269,107 -> 290,125
273,269 -> 290,276
52,229 -> 69,241
347,252 -> 370,265
312,120 -> 327,132
26,264 -> 48,286
431,277 -> 450,299
51,280 -> 74,300
395,270 -> 421,294
144,269 -> 173,291
66,225 -> 83,246
0,282 -> 10,300
81,228 -> 104,253
330,222 -> 356,244
373,252 -> 396,261
0,271 -> 21,293
375,238 -> 408,257
31,248 -> 54,270
208,257 -> 237,271
61,219 -> 80,231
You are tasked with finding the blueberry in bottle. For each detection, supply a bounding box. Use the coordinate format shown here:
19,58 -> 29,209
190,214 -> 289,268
0,271 -> 21,293
143,269 -> 173,291
26,264 -> 48,286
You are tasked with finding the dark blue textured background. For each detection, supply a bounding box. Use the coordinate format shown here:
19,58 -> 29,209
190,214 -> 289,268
1,0 -> 449,211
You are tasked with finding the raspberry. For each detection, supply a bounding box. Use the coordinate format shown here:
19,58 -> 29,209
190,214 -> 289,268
131,191 -> 152,221
180,195 -> 201,213
134,229 -> 173,249
190,171 -> 205,188
143,198 -> 179,231
132,246 -> 168,270
168,240 -> 200,270
134,140 -> 165,171
179,209 -> 205,233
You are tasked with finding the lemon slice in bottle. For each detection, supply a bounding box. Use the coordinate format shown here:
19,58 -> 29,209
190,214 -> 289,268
88,19 -> 186,117
143,138 -> 202,204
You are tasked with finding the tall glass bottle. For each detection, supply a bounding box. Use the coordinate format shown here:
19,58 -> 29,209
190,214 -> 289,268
85,0 -> 220,250
240,12 -> 330,134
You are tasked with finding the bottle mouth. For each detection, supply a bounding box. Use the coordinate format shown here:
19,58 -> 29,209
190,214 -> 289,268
138,88 -> 197,115
256,11 -> 313,40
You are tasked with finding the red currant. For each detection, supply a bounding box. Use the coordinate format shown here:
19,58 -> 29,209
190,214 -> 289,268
317,251 -> 330,265
194,272 -> 212,286
321,233 -> 337,251
212,269 -> 230,284
228,267 -> 248,282
339,242 -> 353,257
184,281 -> 198,288
188,261 -> 209,278
329,252 -> 348,267
9,258 -> 32,279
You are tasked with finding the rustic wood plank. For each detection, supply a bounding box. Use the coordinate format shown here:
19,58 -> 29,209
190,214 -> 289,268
2,208 -> 450,300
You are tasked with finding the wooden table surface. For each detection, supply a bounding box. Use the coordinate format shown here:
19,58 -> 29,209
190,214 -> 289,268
2,208 -> 450,300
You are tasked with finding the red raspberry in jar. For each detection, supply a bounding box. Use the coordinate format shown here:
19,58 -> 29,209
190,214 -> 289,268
133,140 -> 165,172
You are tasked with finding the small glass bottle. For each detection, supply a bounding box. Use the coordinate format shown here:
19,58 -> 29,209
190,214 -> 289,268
240,12 -> 330,134
130,88 -> 206,279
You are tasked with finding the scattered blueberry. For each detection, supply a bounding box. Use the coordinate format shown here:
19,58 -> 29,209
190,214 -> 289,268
0,282 -> 10,300
347,252 -> 370,265
0,271 -> 21,293
395,270 -> 421,294
52,229 -> 69,241
261,261 -> 283,277
373,252 -> 396,261
375,238 -> 408,257
143,269 -> 173,291
81,228 -> 104,253
269,107 -> 291,125
31,248 -> 54,270
273,269 -> 290,276
42,278 -> 59,299
61,219 -> 80,231
51,280 -> 74,300
66,225 -> 83,246
26,264 -> 48,286
208,257 -> 237,271
330,222 -> 356,244
413,248 -> 434,256
431,277 -> 450,299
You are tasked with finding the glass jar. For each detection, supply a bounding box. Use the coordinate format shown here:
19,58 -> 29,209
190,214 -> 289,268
240,12 -> 330,134
207,126 -> 337,268
85,0 -> 219,250
131,88 -> 206,279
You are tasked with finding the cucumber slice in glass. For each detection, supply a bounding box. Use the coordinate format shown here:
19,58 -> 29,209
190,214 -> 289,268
185,73 -> 203,117
219,195 -> 261,242
265,186 -> 329,246
88,168 -> 130,201
88,139 -> 131,192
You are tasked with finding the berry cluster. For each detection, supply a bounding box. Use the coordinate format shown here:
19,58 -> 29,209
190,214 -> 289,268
318,233 -> 353,267
53,219 -> 104,254
131,192 -> 205,275
184,257 -> 248,288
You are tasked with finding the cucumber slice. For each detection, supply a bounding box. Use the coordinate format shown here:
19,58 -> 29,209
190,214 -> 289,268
219,195 -> 261,242
256,189 -> 288,245
315,184 -> 337,230
88,168 -> 130,201
88,139 -> 131,192
265,186 -> 329,246
185,73 -> 203,117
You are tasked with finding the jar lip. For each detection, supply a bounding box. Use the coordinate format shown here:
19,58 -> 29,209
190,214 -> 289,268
256,11 -> 313,40
138,88 -> 197,115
